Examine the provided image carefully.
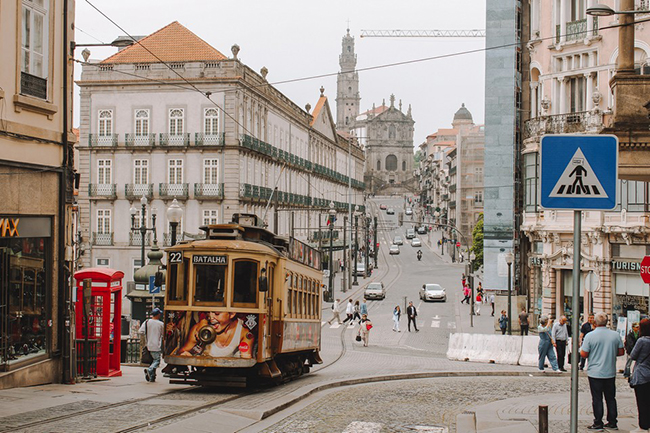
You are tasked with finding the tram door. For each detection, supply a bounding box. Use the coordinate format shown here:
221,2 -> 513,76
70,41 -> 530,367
263,265 -> 274,358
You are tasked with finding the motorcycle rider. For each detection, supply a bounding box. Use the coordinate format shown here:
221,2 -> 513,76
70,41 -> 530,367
416,249 -> 422,261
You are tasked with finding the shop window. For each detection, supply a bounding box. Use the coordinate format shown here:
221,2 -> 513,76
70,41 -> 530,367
233,260 -> 258,307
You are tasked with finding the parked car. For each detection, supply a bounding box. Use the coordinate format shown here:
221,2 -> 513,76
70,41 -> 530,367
406,228 -> 415,239
380,203 -> 387,210
417,226 -> 427,235
364,282 -> 386,300
389,244 -> 400,255
411,238 -> 422,247
405,207 -> 413,215
355,262 -> 367,277
393,236 -> 403,245
386,208 -> 395,215
419,283 -> 447,302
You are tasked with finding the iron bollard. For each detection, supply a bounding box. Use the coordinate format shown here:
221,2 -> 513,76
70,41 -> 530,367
539,405 -> 548,433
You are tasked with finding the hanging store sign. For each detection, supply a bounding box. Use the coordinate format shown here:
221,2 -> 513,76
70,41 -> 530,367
0,216 -> 50,238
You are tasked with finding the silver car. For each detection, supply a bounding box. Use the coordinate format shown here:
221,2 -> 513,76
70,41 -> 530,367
393,236 -> 403,245
389,244 -> 400,255
419,283 -> 446,302
364,282 -> 386,300
411,238 -> 422,247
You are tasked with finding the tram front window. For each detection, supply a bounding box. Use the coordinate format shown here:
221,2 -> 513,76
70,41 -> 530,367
194,264 -> 226,305
233,260 -> 258,306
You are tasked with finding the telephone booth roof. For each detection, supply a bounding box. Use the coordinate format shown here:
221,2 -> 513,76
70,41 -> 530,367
74,268 -> 124,283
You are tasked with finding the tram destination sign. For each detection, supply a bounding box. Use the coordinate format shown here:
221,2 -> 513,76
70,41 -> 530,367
192,255 -> 227,265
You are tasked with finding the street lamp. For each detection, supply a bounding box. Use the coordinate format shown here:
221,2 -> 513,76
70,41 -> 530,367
470,251 -> 477,327
365,213 -> 371,276
352,205 -> 360,286
505,251 -> 515,335
130,196 -> 158,268
166,199 -> 183,246
327,202 -> 336,302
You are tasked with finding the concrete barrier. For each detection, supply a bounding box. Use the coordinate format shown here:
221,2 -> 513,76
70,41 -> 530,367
447,333 -> 523,365
518,336 -> 539,367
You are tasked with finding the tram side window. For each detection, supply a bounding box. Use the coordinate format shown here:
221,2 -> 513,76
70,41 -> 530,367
194,264 -> 226,305
286,273 -> 292,316
167,259 -> 188,303
233,260 -> 258,306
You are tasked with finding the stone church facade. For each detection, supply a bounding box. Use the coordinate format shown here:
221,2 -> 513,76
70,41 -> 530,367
335,30 -> 415,195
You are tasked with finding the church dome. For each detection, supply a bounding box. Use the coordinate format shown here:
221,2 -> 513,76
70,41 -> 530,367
453,103 -> 473,122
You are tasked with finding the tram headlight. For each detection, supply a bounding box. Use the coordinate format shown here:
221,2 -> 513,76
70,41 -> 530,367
197,326 -> 217,345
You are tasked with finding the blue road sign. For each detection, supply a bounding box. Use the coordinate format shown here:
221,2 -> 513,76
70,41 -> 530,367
541,135 -> 618,210
149,275 -> 161,294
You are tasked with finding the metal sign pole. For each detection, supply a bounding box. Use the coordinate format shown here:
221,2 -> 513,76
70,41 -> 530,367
570,210 -> 581,433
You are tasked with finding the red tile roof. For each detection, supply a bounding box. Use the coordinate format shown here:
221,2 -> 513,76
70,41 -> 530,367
361,104 -> 388,116
100,21 -> 226,64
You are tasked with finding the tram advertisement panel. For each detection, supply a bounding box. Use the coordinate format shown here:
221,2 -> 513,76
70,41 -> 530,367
281,321 -> 320,351
164,311 -> 258,359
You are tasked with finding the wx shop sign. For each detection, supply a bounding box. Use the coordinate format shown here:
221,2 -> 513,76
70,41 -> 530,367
0,216 -> 50,238
0,218 -> 19,237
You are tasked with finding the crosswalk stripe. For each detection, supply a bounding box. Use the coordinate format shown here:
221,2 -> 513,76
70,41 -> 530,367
330,323 -> 341,329
447,322 -> 456,329
431,320 -> 440,328
342,421 -> 383,433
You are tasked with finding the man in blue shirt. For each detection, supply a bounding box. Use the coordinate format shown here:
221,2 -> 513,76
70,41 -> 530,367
580,312 -> 625,431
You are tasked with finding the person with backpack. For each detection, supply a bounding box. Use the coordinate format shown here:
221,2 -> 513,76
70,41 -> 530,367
138,308 -> 164,382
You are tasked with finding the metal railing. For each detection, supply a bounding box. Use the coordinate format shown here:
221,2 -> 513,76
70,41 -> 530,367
89,133 -> 118,147
524,111 -> 604,138
125,133 -> 156,147
566,19 -> 587,41
88,183 -> 117,199
195,132 -> 225,146
194,183 -> 224,199
91,232 -> 113,246
125,183 -> 153,200
159,183 -> 189,199
159,133 -> 190,146
129,232 -> 152,246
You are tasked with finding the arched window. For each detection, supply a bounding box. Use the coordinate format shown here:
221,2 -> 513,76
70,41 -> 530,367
204,108 -> 219,135
134,109 -> 149,136
385,155 -> 397,171
376,160 -> 381,171
169,108 -> 184,135
98,110 -> 113,137
402,161 -> 406,171
389,125 -> 396,139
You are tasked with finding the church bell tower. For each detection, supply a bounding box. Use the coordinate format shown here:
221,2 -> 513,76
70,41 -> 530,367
336,28 -> 361,130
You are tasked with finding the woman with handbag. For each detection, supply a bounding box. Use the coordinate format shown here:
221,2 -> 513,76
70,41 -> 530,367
629,318 -> 650,432
358,314 -> 372,347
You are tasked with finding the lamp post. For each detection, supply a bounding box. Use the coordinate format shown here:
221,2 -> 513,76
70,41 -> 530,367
505,251 -> 515,335
327,202 -> 336,302
353,206 -> 360,286
130,196 -> 158,267
365,213 -> 370,276
166,199 -> 183,247
470,251 -> 476,327
373,216 -> 378,269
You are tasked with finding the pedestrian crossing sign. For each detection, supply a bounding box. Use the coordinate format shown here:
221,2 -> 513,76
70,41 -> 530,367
541,135 -> 618,210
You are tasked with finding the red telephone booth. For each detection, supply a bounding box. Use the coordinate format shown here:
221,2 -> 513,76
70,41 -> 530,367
74,268 -> 123,377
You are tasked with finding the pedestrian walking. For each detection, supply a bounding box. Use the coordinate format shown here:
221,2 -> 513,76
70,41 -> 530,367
629,318 -> 650,432
461,273 -> 466,287
360,299 -> 368,317
328,298 -> 342,325
352,300 -> 361,323
624,322 -> 641,378
461,284 -> 471,304
343,299 -> 354,324
580,312 -> 625,431
475,292 -> 482,315
552,315 -> 569,371
138,308 -> 164,382
358,314 -> 372,347
519,309 -> 529,336
580,314 -> 596,370
490,293 -> 496,316
498,310 -> 508,335
406,301 -> 419,332
392,306 -> 401,332
537,316 -> 560,373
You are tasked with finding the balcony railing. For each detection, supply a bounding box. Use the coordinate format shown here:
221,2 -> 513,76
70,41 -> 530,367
524,111 -> 604,139
129,232 -> 152,246
159,183 -> 189,199
449,200 -> 457,208
159,133 -> 190,146
195,132 -> 225,146
566,19 -> 586,41
125,133 -> 156,147
194,183 -> 224,199
92,232 -> 113,246
88,183 -> 117,199
89,133 -> 118,147
125,183 -> 153,200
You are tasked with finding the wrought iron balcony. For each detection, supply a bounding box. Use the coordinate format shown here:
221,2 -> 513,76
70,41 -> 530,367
89,133 -> 118,147
159,133 -> 190,146
566,19 -> 587,41
449,200 -> 457,208
524,111 -> 604,139
92,232 -> 113,246
88,183 -> 117,199
194,183 -> 224,199
129,232 -> 152,247
159,183 -> 189,199
240,183 -> 253,198
125,183 -> 153,200
195,132 -> 225,146
125,133 -> 156,147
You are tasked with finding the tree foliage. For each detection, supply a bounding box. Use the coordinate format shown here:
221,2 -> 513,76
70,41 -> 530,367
471,213 -> 484,271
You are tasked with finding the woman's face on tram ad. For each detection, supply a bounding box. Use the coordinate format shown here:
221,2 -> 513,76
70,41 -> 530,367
208,311 -> 236,332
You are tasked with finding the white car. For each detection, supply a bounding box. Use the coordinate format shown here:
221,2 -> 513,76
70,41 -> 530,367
389,244 -> 400,255
364,282 -> 386,300
393,236 -> 403,245
411,238 -> 422,247
386,208 -> 395,215
405,207 -> 413,215
419,283 -> 447,302
406,229 -> 415,239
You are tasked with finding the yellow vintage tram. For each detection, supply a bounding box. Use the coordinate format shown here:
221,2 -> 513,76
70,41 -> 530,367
161,214 -> 323,386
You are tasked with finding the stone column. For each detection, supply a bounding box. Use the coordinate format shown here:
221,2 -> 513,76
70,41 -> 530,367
560,0 -> 567,43
559,77 -> 568,114
586,0 -> 594,35
618,0 -> 635,74
586,72 -> 594,111
531,82 -> 539,117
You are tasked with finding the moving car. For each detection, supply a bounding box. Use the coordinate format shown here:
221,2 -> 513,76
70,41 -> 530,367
364,282 -> 386,300
386,208 -> 395,215
419,283 -> 447,302
411,238 -> 422,247
380,203 -> 387,210
355,262 -> 367,277
405,207 -> 413,215
406,228 -> 415,239
393,236 -> 403,245
389,244 -> 400,255
417,226 -> 427,235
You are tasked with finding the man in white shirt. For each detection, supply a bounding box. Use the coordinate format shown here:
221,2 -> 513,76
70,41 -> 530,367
139,308 -> 164,382
552,315 -> 569,371
328,299 -> 342,325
